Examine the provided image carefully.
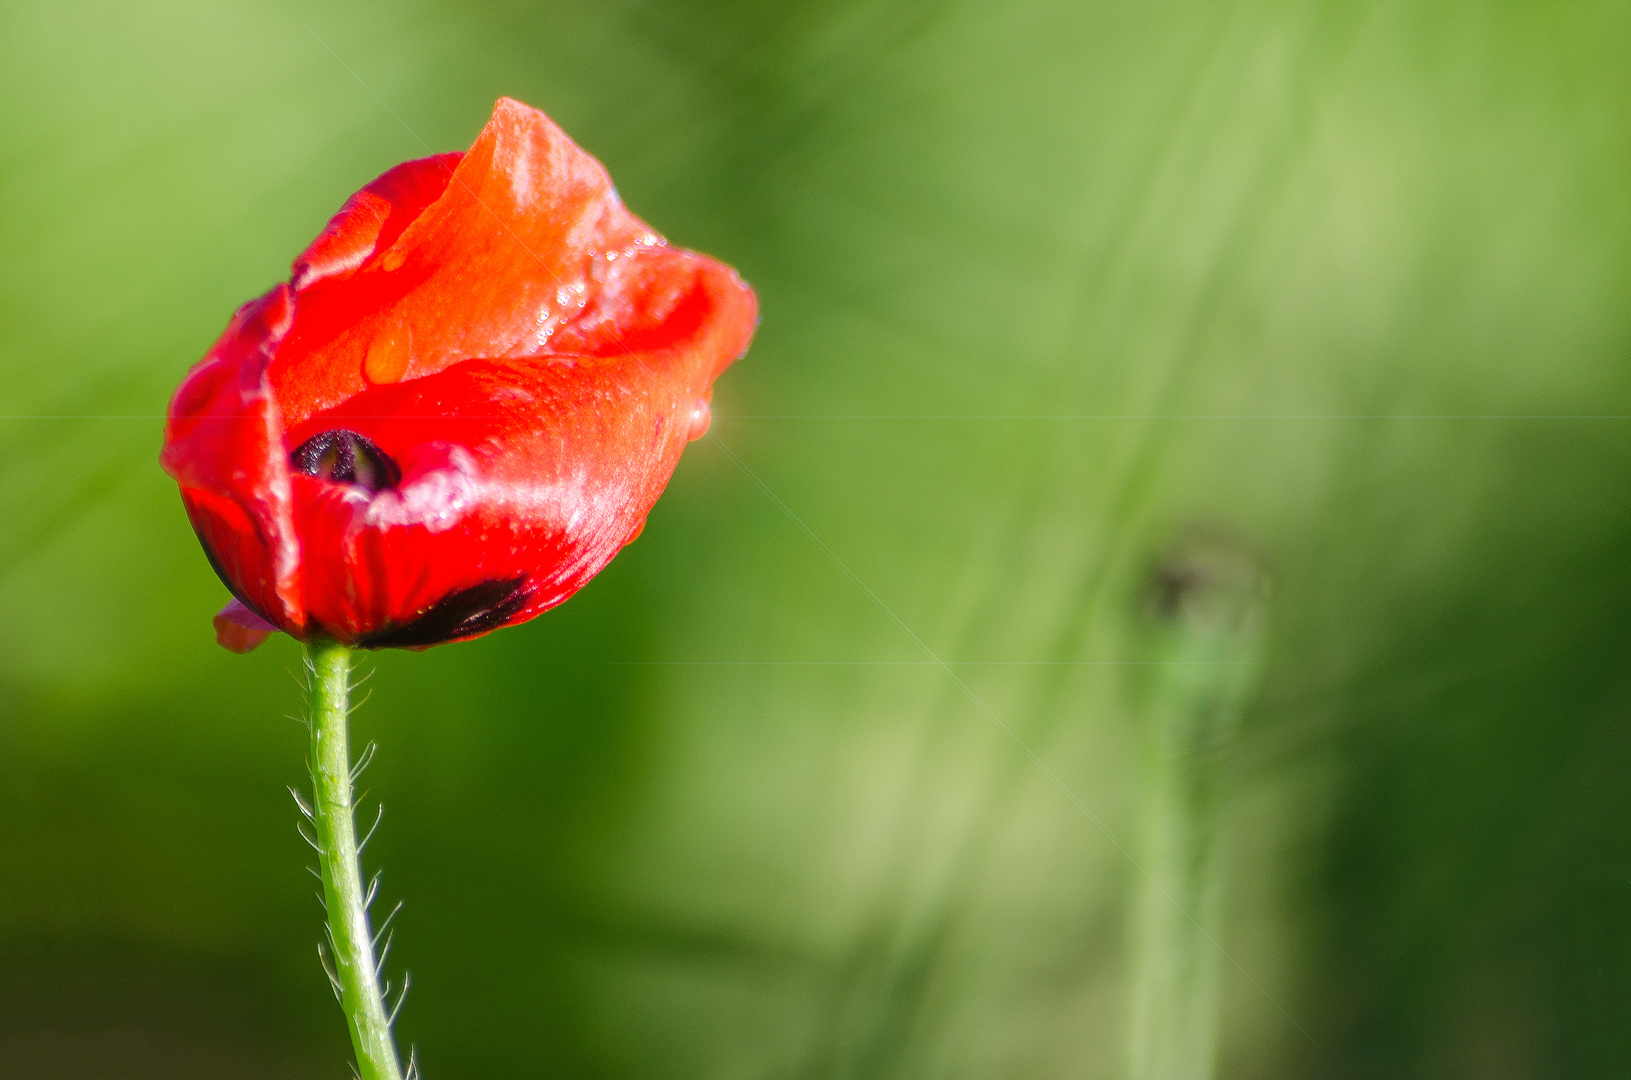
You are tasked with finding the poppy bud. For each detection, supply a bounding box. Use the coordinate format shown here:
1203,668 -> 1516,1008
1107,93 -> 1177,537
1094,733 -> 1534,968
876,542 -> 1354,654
161,98 -> 757,650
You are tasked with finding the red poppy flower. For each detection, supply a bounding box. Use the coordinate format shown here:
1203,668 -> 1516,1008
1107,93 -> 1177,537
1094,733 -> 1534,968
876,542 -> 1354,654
161,97 -> 757,652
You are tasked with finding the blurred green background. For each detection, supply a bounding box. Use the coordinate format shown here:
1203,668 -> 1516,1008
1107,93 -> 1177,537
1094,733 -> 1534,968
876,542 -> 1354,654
4,0 -> 1631,1076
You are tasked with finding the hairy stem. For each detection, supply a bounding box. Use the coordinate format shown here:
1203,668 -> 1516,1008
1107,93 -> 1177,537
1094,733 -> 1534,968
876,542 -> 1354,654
308,639 -> 404,1080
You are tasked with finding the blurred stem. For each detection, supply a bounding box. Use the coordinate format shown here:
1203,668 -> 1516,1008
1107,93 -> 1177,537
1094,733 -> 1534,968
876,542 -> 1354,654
1127,546 -> 1265,1080
308,639 -> 404,1080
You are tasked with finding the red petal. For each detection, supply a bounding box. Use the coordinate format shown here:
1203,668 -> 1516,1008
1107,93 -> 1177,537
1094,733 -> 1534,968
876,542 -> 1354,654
278,252 -> 755,645
213,599 -> 276,653
161,285 -> 304,631
290,153 -> 463,292
269,98 -> 653,428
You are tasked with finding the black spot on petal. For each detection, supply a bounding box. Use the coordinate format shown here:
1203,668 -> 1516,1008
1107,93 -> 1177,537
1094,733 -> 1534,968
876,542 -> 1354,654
291,430 -> 400,493
358,577 -> 531,649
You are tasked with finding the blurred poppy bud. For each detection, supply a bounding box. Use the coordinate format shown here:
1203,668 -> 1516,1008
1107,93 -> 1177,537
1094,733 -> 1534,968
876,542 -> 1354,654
161,97 -> 757,650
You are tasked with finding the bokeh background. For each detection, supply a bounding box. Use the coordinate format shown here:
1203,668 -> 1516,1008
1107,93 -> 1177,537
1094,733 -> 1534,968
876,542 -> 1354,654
4,0 -> 1631,1076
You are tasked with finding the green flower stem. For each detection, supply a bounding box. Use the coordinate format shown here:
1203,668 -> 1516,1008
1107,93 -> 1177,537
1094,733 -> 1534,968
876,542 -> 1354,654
1126,549 -> 1266,1080
308,639 -> 404,1080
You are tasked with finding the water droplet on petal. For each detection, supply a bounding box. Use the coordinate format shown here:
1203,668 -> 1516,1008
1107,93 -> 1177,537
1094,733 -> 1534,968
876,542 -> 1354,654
365,319 -> 411,385
685,400 -> 711,441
